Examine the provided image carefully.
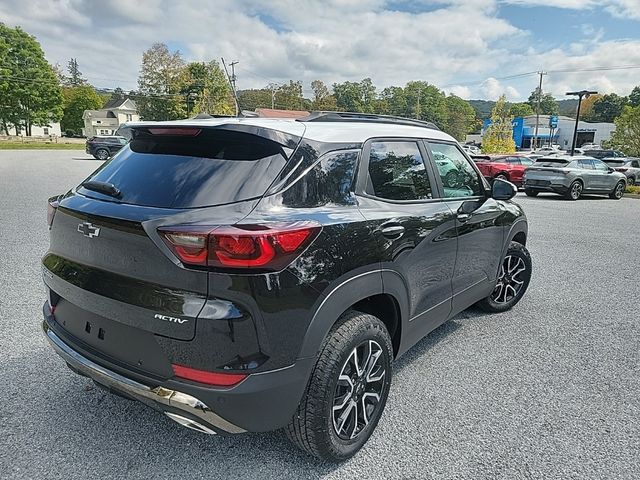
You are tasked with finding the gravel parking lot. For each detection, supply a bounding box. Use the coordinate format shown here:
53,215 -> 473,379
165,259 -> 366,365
1,150 -> 638,480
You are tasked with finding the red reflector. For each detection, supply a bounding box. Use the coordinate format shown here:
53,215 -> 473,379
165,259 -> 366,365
147,128 -> 202,136
172,364 -> 247,387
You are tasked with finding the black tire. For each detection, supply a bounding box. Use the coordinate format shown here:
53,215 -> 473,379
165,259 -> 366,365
95,148 -> 109,160
565,180 -> 582,200
285,310 -> 393,462
524,188 -> 538,197
477,241 -> 532,313
628,177 -> 636,186
495,173 -> 508,181
609,180 -> 625,200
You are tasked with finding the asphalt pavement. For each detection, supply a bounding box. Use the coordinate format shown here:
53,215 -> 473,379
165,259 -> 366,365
1,150 -> 638,479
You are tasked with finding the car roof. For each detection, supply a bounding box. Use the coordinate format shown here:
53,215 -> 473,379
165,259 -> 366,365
538,154 -> 596,161
124,117 -> 456,144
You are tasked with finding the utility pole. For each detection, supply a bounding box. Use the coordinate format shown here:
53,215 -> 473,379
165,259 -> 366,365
221,57 -> 239,116
229,60 -> 238,92
267,83 -> 279,109
533,71 -> 546,150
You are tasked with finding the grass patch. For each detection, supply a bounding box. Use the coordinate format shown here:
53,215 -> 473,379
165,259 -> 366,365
625,184 -> 640,195
0,142 -> 85,150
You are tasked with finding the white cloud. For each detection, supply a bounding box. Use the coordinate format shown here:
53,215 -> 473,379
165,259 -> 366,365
481,78 -> 520,100
0,0 -> 638,101
501,0 -> 640,19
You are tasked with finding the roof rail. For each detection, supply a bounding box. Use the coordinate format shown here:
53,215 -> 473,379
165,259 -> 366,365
297,111 -> 440,130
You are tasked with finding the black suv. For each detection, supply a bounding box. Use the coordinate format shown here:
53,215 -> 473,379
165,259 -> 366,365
43,113 -> 532,462
85,135 -> 128,160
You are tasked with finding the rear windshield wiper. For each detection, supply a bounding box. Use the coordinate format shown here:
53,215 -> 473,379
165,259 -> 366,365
80,180 -> 122,198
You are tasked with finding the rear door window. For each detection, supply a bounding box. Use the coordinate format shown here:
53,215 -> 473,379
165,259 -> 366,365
366,141 -> 434,201
79,128 -> 289,208
578,159 -> 594,170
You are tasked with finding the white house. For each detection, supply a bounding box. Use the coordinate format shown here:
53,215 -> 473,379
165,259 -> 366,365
82,98 -> 139,137
23,122 -> 62,137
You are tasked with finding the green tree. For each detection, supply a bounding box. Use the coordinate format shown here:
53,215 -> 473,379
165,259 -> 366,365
482,95 -> 516,153
508,102 -> 534,117
237,88 -> 273,111
629,86 -> 640,108
443,95 -> 476,141
588,93 -> 627,123
527,89 -> 559,115
608,105 -> 640,157
333,78 -> 377,113
61,85 -> 103,135
181,61 -> 234,116
378,86 -> 407,116
0,24 -> 63,135
136,43 -> 185,121
276,80 -> 305,110
310,80 -> 337,111
404,81 -> 448,127
65,58 -> 86,86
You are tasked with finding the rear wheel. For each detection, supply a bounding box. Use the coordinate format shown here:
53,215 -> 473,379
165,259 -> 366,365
477,242 -> 532,313
609,181 -> 625,199
524,188 -> 538,197
495,173 -> 508,181
627,176 -> 635,186
95,148 -> 109,160
285,310 -> 393,462
565,180 -> 582,200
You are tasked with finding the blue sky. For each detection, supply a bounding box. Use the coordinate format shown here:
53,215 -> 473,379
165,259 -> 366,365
1,0 -> 639,101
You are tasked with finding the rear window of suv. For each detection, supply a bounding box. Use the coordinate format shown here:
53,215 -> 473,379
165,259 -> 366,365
79,128 -> 289,208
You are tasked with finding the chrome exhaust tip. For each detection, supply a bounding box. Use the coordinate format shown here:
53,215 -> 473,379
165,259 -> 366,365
165,412 -> 217,435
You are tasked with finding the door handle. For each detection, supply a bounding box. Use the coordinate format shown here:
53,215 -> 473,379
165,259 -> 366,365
457,213 -> 471,223
381,225 -> 405,239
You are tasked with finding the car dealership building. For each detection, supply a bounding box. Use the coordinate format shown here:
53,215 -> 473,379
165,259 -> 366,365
481,114 -> 615,150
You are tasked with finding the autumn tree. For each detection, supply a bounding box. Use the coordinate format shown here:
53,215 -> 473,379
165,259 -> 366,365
608,105 -> 640,157
579,93 -> 602,120
310,80 -> 337,111
276,80 -> 305,110
61,85 -> 102,135
482,95 -> 515,153
136,43 -> 186,120
0,24 -> 63,135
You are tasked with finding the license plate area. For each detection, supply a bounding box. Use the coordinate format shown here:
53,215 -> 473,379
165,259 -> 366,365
53,297 -> 173,378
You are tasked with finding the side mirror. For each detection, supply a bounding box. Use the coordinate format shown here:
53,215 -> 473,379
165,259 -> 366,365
608,167 -> 615,173
492,178 -> 517,200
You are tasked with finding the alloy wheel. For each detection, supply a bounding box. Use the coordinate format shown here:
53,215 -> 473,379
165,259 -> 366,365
570,182 -> 582,200
614,182 -> 624,199
491,255 -> 527,304
332,340 -> 386,440
97,149 -> 109,160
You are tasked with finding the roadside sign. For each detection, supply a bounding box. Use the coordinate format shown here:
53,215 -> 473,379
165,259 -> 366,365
549,115 -> 558,128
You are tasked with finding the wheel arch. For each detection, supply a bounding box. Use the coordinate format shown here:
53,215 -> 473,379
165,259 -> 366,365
298,269 -> 407,360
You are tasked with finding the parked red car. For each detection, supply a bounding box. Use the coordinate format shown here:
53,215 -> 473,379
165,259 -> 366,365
471,154 -> 535,187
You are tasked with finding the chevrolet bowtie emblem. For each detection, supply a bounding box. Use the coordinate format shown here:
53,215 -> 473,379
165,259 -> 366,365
77,222 -> 100,238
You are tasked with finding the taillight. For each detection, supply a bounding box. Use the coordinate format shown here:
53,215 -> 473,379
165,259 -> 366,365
158,222 -> 321,271
172,364 -> 247,387
47,196 -> 60,229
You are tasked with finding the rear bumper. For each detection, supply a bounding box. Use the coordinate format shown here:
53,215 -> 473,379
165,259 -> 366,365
523,182 -> 569,194
42,312 -> 315,434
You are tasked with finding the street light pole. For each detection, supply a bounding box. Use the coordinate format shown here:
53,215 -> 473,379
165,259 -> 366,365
565,90 -> 598,156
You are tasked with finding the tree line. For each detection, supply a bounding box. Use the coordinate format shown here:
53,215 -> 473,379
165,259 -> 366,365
1,24 -> 639,152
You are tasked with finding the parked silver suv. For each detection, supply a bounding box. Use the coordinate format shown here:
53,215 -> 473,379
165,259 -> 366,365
523,155 -> 627,200
602,158 -> 640,186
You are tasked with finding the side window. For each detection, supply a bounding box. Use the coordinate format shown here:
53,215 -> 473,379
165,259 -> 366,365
632,161 -> 640,168
578,159 -> 594,170
593,160 -> 609,172
366,141 -> 433,201
506,157 -> 520,164
520,158 -> 534,166
428,142 -> 483,198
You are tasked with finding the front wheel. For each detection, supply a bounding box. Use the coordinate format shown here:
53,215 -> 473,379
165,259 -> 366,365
285,310 -> 393,462
609,181 -> 625,199
477,242 -> 532,313
524,188 -> 538,197
95,148 -> 109,160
